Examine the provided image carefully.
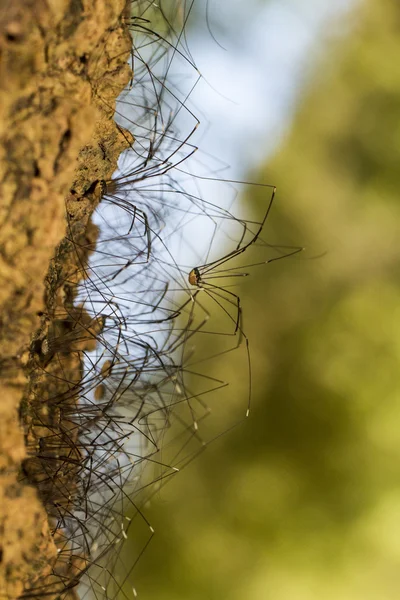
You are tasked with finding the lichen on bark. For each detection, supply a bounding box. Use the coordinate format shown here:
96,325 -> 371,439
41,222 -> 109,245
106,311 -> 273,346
0,0 -> 133,597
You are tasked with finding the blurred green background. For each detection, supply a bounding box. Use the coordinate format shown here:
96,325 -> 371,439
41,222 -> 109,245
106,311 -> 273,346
123,0 -> 400,598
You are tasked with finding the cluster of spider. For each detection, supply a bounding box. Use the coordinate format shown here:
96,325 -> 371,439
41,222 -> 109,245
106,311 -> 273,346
19,2 -> 301,599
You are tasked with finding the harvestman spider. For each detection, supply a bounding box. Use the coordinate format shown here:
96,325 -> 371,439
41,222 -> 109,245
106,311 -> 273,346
187,185 -> 303,417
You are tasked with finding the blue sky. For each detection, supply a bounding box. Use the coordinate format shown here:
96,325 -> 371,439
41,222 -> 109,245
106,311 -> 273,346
186,0 -> 357,175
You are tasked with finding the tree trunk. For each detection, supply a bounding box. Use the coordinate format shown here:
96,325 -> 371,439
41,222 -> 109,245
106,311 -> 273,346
0,1 -> 131,597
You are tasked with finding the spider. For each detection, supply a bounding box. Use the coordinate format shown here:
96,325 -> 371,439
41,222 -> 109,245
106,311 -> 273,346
186,185 -> 303,416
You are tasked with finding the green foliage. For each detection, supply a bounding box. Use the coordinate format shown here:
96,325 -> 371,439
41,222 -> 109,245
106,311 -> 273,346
124,0 -> 400,597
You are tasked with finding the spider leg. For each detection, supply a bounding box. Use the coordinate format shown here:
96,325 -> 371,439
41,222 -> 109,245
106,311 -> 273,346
197,285 -> 252,417
203,245 -> 304,277
202,281 -> 241,334
195,185 -> 277,275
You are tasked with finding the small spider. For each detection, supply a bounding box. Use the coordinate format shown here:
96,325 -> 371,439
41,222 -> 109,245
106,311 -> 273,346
185,186 -> 303,417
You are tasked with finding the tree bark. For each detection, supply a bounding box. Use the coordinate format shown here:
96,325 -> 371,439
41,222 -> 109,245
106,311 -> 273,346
0,1 -> 132,597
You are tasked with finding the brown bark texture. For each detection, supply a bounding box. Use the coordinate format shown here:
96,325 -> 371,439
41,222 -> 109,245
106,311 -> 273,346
0,0 -> 132,597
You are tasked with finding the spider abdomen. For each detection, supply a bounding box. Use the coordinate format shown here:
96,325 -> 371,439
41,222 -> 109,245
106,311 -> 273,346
188,267 -> 201,286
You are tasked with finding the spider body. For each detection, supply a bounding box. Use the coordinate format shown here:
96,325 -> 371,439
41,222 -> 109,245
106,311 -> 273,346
188,267 -> 201,286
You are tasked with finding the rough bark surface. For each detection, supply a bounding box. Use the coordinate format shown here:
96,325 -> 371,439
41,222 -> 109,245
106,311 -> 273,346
0,0 -> 132,597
